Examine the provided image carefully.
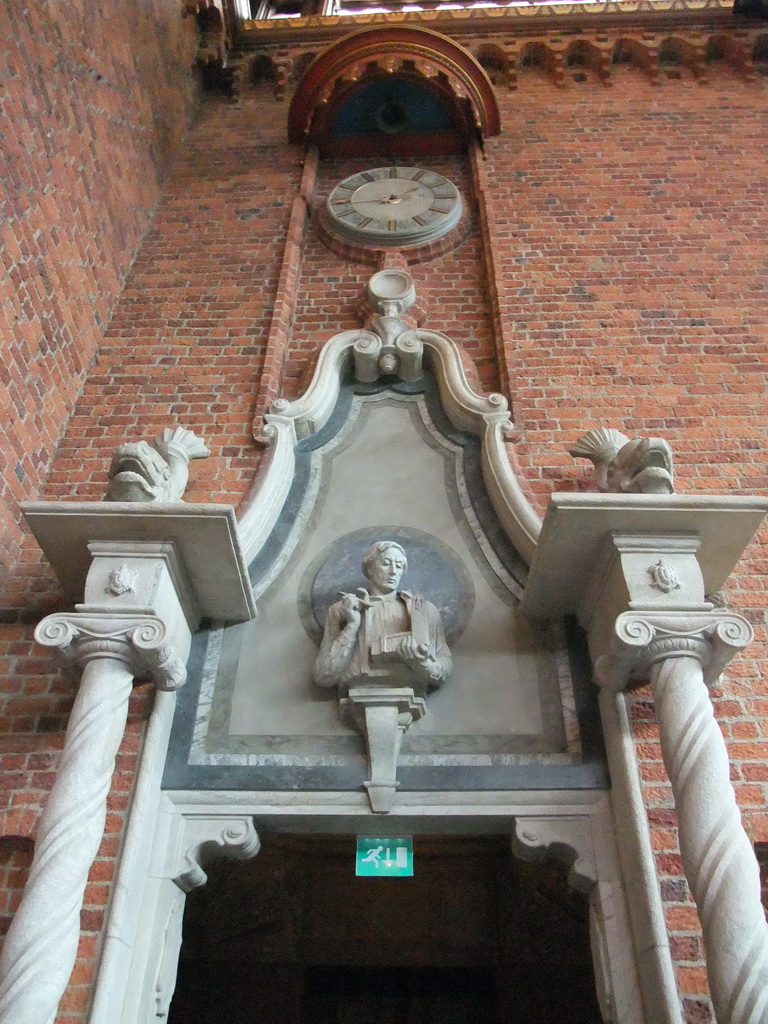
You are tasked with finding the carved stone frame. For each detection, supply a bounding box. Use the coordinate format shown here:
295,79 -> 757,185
83,321 -> 685,1024
103,789 -> 651,1024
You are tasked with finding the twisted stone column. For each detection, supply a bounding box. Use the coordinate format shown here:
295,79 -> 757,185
0,615 -> 186,1024
598,612 -> 768,1024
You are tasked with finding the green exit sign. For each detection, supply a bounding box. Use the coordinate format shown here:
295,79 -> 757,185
356,837 -> 413,877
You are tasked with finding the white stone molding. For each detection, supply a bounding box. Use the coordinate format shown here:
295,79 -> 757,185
151,893 -> 184,1023
598,689 -> 684,1024
597,612 -> 768,1024
120,795 -> 643,1024
513,812 -> 643,1024
239,276 -> 540,565
341,687 -> 427,813
352,329 -> 424,383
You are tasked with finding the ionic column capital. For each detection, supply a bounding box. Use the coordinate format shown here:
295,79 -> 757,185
596,610 -> 753,693
35,612 -> 187,691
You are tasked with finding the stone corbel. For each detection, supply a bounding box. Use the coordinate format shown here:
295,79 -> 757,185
36,613 -> 188,691
513,816 -> 597,894
171,816 -> 261,892
341,687 -> 426,814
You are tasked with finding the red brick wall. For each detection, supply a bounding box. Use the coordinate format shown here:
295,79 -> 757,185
1,34 -> 767,1024
483,65 -> 768,1023
1,2 -> 199,1017
0,0 -> 199,593
286,156 -> 498,394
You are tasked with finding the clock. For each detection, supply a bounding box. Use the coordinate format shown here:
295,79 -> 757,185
322,167 -> 462,248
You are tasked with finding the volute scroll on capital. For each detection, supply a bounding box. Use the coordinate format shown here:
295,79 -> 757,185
34,613 -> 188,691
595,611 -> 754,693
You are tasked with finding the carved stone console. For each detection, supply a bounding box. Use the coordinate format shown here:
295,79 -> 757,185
522,492 -> 768,1024
341,687 -> 426,812
0,503 -> 254,1024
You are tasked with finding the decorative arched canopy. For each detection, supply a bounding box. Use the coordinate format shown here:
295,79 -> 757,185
288,26 -> 501,156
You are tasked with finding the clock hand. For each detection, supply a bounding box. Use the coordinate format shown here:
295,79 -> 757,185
383,185 -> 426,202
341,197 -> 405,206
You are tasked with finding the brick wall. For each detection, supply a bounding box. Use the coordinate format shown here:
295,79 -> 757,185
0,1 -> 199,1017
483,66 -> 768,1023
0,0 -> 199,594
1,30 -> 767,1024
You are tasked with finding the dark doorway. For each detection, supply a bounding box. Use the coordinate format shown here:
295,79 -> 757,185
168,834 -> 603,1024
303,965 -> 496,1024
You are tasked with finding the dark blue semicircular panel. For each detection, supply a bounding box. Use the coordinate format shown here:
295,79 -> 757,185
330,77 -> 455,137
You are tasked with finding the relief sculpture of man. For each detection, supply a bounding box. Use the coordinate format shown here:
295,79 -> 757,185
313,541 -> 452,694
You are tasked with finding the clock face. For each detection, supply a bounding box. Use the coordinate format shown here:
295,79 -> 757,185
323,167 -> 462,247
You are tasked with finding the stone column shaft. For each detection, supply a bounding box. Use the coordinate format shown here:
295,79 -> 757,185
598,613 -> 768,1024
0,615 -> 187,1024
0,649 -> 134,1024
649,648 -> 768,1024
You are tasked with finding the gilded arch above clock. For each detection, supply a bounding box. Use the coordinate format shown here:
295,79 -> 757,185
287,26 -> 500,157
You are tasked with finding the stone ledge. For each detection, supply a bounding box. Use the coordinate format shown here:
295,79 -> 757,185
21,502 -> 255,623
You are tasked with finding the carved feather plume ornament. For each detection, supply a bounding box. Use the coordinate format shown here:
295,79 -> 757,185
570,426 -> 675,494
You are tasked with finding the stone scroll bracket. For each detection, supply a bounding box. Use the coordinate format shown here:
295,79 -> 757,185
168,815 -> 261,892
